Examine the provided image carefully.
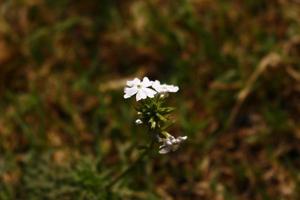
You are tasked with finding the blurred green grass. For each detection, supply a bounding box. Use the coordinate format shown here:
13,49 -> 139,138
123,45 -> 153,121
0,0 -> 300,199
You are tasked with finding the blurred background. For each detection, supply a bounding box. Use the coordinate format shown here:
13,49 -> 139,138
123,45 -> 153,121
0,0 -> 300,199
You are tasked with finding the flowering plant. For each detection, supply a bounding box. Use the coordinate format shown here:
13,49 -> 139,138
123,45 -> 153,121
124,77 -> 187,154
106,77 -> 187,190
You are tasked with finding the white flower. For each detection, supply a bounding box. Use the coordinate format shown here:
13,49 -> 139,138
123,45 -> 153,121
135,119 -> 143,125
158,135 -> 187,154
124,77 -> 157,101
152,80 -> 179,93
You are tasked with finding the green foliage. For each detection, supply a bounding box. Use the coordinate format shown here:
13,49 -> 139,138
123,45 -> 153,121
136,95 -> 175,130
3,153 -> 119,200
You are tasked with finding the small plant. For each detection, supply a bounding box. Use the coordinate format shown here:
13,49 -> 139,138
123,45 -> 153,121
106,77 -> 187,190
124,77 -> 187,154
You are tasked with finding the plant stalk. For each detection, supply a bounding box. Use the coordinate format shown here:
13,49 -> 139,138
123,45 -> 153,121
105,139 -> 155,190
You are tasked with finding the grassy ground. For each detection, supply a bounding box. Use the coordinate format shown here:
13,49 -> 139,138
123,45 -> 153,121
0,0 -> 300,199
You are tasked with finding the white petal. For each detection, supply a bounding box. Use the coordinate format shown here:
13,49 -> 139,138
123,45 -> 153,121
124,87 -> 138,99
124,93 -> 132,99
143,88 -> 157,98
127,78 -> 140,87
161,84 -> 169,92
171,138 -> 177,144
152,80 -> 163,92
141,90 -> 148,99
159,146 -> 172,154
166,85 -> 179,93
171,86 -> 179,92
152,80 -> 160,87
124,87 -> 137,93
136,90 -> 147,101
141,77 -> 153,87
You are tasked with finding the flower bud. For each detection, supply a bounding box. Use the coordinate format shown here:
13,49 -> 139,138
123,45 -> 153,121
135,119 -> 143,125
159,93 -> 169,99
178,136 -> 188,141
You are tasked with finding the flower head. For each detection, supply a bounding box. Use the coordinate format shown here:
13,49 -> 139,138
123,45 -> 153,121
124,77 -> 157,101
152,80 -> 179,93
158,135 -> 187,154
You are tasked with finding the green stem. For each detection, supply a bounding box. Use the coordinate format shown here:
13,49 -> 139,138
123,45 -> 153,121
105,139 -> 155,190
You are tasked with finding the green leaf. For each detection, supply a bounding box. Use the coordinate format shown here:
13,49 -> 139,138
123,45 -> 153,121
149,118 -> 156,129
160,107 -> 176,114
156,113 -> 167,122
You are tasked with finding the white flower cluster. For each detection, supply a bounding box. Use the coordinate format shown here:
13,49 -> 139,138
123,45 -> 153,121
124,77 -> 179,101
158,135 -> 188,154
